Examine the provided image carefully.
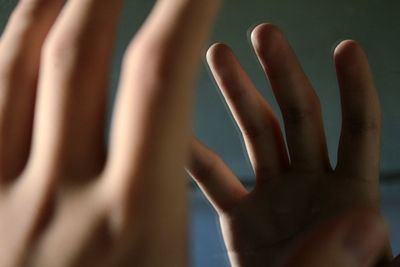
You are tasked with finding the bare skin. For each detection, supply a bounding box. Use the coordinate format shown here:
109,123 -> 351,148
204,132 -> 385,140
0,0 -> 221,266
282,211 -> 390,267
187,23 -> 398,267
0,1 -> 397,266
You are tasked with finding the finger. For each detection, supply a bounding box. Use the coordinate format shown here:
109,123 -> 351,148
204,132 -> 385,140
251,24 -> 331,172
334,40 -> 381,180
107,0 -> 222,201
283,211 -> 388,267
26,0 -> 124,181
0,0 -> 64,183
187,138 -> 247,212
206,43 -> 289,181
104,1 -> 221,263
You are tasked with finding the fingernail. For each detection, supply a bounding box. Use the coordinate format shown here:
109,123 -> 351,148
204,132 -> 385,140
342,215 -> 388,265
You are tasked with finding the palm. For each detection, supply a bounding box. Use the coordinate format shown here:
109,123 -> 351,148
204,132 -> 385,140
188,24 -> 389,266
219,172 -> 378,266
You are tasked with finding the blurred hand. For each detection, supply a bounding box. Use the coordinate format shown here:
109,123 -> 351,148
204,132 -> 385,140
187,23 -> 394,266
0,0 -> 220,266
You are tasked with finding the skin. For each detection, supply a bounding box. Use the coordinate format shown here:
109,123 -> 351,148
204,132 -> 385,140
0,1 -> 396,266
282,211 -> 390,267
187,23 -> 398,266
0,0 -> 221,266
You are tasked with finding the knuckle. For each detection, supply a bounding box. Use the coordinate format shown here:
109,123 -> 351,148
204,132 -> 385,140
241,123 -> 269,140
281,106 -> 315,126
193,154 -> 220,181
0,64 -> 12,83
253,164 -> 272,178
0,60 -> 24,86
225,85 -> 247,102
42,27 -> 93,64
14,0 -> 54,22
124,38 -> 176,84
343,116 -> 380,134
0,48 -> 36,83
241,115 -> 278,140
43,33 -> 84,66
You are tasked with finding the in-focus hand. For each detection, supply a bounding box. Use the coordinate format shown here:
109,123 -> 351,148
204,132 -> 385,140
282,211 -> 390,267
0,0 -> 221,266
188,23 -> 393,266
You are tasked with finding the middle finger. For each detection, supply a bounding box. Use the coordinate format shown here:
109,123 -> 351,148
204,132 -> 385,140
251,24 -> 331,172
26,0 -> 124,181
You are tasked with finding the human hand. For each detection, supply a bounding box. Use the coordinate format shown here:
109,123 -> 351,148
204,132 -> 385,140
282,211 -> 390,267
0,0 -> 221,266
187,23 -> 393,266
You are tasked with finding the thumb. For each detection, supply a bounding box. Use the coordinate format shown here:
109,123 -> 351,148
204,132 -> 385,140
281,211 -> 389,267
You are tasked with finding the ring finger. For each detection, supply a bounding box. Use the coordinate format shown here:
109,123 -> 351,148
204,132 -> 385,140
0,0 -> 64,183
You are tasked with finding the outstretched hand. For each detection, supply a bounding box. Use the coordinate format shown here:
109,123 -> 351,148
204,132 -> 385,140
0,0 -> 221,266
282,211 -> 390,267
188,23 -> 394,266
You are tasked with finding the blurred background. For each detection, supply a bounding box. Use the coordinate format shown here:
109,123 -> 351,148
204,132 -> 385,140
1,0 -> 399,266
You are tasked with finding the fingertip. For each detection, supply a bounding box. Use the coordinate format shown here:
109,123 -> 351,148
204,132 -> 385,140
246,23 -> 261,44
334,40 -> 367,68
334,40 -> 361,55
250,23 -> 284,51
206,42 -> 233,67
250,23 -> 281,43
